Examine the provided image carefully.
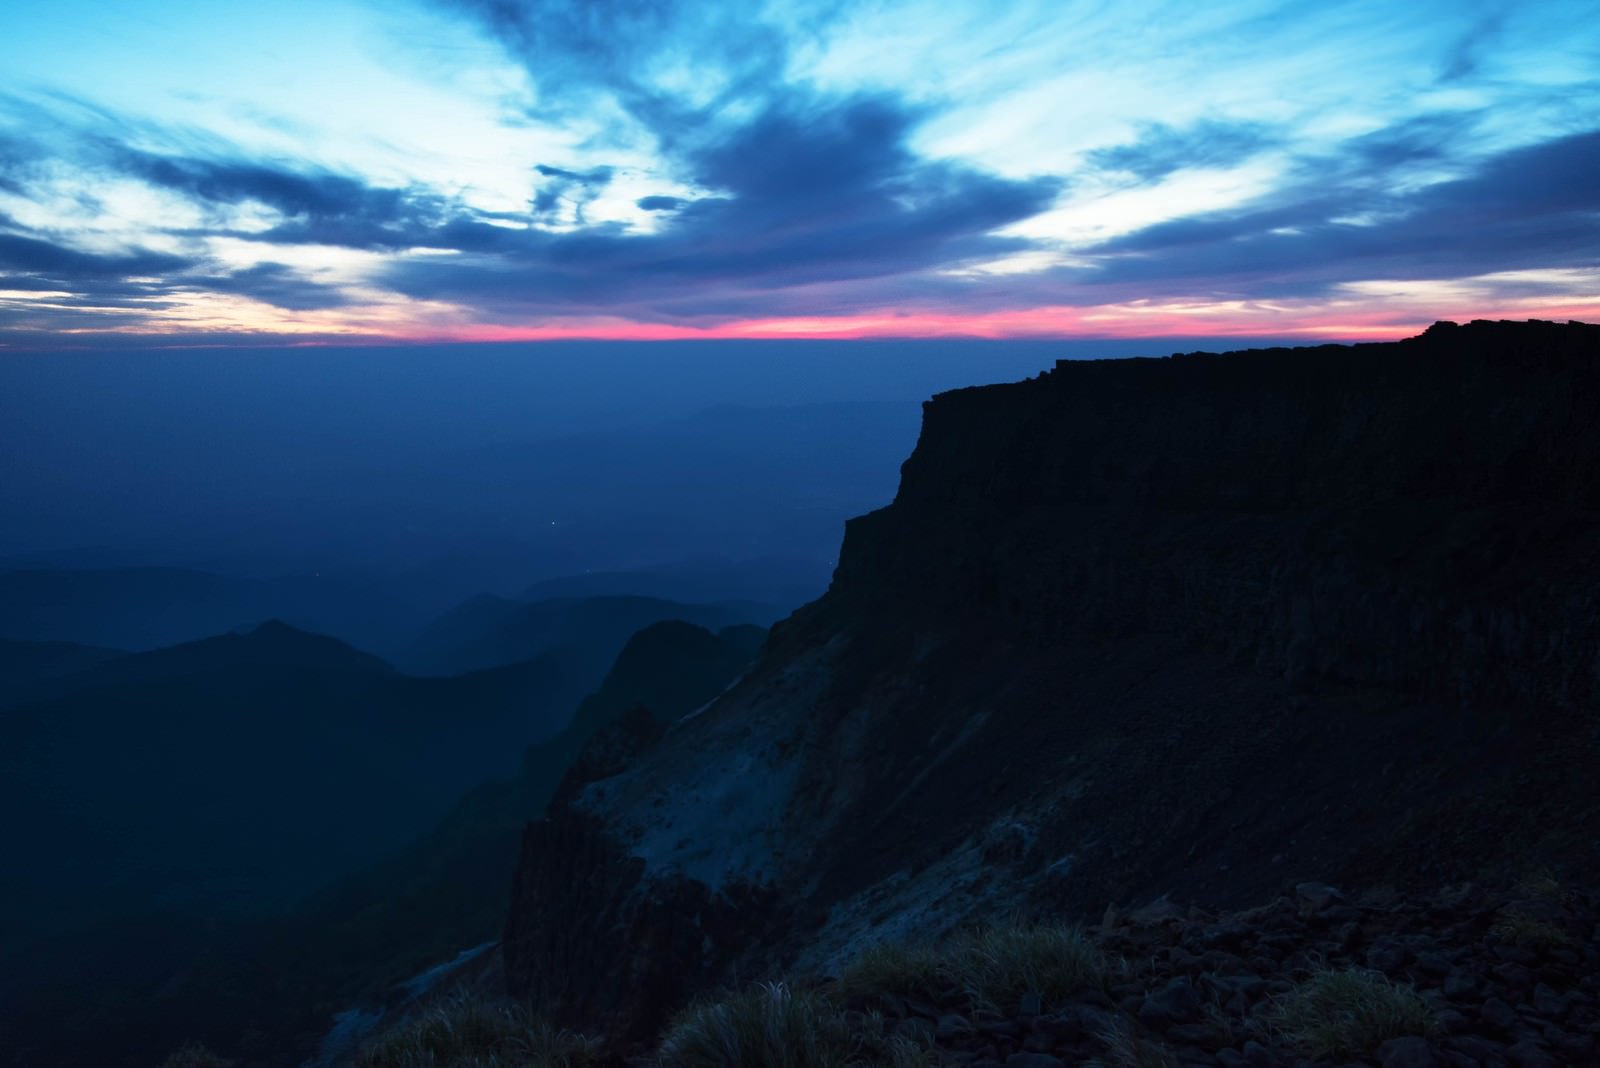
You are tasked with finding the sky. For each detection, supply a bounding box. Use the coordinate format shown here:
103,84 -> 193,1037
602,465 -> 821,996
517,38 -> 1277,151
1,0 -> 1597,347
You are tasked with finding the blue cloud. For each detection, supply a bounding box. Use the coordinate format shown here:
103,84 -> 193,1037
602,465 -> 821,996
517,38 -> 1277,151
186,262 -> 349,311
1087,119 -> 1281,180
0,227 -> 192,281
379,92 -> 1062,319
1080,125 -> 1600,296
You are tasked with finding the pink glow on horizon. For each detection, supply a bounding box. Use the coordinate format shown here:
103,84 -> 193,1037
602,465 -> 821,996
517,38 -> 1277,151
403,298 -> 1600,346
7,295 -> 1595,351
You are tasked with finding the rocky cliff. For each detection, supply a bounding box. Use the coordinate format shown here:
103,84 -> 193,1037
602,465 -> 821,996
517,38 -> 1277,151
501,320 -> 1600,1043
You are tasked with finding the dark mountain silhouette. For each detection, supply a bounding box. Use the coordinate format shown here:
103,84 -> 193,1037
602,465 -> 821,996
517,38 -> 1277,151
0,621 -> 588,993
496,320 -> 1600,1043
41,619 -> 392,694
0,567 -> 423,655
0,636 -> 123,707
0,620 -> 766,1068
404,593 -> 780,676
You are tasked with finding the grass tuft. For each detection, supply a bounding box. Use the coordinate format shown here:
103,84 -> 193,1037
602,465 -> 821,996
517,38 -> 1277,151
947,921 -> 1110,1012
1489,909 -> 1573,950
1260,967 -> 1438,1060
352,991 -> 595,1068
835,940 -> 949,1000
1088,1020 -> 1177,1068
1514,870 -> 1576,906
656,982 -> 858,1068
157,1044 -> 232,1068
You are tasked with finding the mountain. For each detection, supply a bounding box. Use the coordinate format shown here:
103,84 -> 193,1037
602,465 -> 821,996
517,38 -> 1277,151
0,636 -> 123,707
0,620 -> 767,1068
404,592 -> 781,676
0,566 -> 424,655
497,319 -> 1600,1042
0,621 -> 587,995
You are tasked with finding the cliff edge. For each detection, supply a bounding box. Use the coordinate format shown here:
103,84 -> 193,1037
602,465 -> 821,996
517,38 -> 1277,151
502,319 -> 1600,1042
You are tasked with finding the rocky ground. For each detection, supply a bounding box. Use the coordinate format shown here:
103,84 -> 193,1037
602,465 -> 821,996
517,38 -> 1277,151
824,879 -> 1599,1068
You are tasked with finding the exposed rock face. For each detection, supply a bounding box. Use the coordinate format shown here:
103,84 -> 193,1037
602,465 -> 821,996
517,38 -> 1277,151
502,320 -> 1600,1040
503,705 -> 785,1042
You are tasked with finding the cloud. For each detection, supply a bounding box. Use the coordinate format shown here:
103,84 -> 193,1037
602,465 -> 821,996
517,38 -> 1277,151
1076,125 -> 1600,298
184,262 -> 349,311
437,0 -> 807,126
379,92 -> 1061,321
117,149 -> 405,219
112,147 -> 472,250
0,229 -> 192,281
1086,119 -> 1282,180
365,2 -> 1067,321
531,162 -> 613,224
0,176 -> 344,318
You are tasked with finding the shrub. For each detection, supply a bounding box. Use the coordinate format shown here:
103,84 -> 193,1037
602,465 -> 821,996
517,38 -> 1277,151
158,1044 -> 231,1068
947,921 -> 1110,1012
1261,967 -> 1438,1060
656,982 -> 858,1068
353,991 -> 594,1068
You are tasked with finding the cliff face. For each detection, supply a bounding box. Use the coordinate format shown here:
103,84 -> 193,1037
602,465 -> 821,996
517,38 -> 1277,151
502,320 -> 1600,1039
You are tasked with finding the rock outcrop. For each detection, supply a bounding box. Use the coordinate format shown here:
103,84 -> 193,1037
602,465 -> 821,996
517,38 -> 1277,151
501,320 -> 1600,1041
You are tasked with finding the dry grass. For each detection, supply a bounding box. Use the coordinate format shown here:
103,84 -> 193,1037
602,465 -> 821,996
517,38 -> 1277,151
1514,870 -> 1576,906
656,982 -> 859,1068
947,922 -> 1111,1012
1489,909 -> 1573,950
856,1031 -> 941,1068
835,940 -> 948,1000
157,1044 -> 232,1068
352,991 -> 595,1068
655,981 -> 950,1068
1260,967 -> 1438,1060
833,921 -> 1110,1015
1087,1020 -> 1177,1068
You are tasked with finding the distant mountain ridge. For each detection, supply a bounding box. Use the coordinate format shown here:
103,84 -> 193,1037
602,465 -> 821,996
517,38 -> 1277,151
0,566 -> 420,654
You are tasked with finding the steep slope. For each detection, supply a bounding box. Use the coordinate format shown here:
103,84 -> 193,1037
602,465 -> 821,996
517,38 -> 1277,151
501,320 -> 1600,1042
